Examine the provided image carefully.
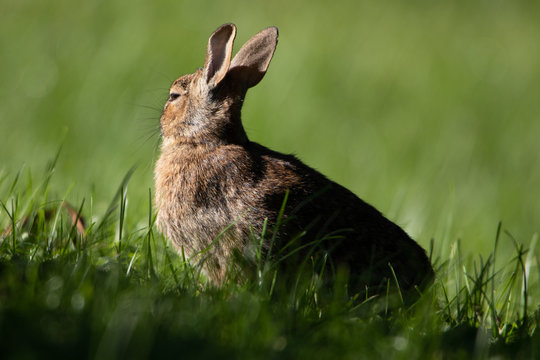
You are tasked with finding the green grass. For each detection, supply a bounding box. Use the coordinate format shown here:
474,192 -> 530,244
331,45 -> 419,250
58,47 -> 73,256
1,0 -> 540,358
1,163 -> 539,359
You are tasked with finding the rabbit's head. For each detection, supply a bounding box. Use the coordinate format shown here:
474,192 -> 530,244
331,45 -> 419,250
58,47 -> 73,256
160,23 -> 278,145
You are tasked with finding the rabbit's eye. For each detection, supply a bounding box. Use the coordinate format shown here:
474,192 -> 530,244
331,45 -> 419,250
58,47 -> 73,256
169,93 -> 180,101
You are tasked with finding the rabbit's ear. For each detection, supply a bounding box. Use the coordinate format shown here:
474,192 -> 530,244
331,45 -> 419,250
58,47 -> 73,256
203,23 -> 237,88
229,26 -> 278,88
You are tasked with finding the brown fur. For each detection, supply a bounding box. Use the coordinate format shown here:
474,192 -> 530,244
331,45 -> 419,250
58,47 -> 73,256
155,24 -> 433,294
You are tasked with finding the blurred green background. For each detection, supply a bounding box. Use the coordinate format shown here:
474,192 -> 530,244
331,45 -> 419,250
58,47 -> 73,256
1,0 -> 539,257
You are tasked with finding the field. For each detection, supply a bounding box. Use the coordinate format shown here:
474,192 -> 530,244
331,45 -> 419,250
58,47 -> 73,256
1,0 -> 540,358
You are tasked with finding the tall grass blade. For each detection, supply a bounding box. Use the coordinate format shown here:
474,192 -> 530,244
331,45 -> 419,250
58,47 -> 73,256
97,166 -> 136,232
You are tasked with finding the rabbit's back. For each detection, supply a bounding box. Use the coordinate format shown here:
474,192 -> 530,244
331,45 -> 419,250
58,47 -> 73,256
249,143 -> 433,291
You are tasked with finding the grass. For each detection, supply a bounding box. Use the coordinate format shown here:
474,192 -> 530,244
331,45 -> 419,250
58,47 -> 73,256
1,163 -> 539,359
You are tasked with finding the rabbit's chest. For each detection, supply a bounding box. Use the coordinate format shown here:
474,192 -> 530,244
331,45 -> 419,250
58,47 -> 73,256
156,158 -> 252,234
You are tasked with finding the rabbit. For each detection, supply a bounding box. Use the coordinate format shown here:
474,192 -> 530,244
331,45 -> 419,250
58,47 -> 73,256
154,23 -> 433,297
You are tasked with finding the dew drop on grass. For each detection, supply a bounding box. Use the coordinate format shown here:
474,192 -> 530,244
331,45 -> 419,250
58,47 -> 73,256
46,293 -> 60,309
46,276 -> 63,291
393,336 -> 408,351
71,292 -> 85,311
45,276 -> 63,309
